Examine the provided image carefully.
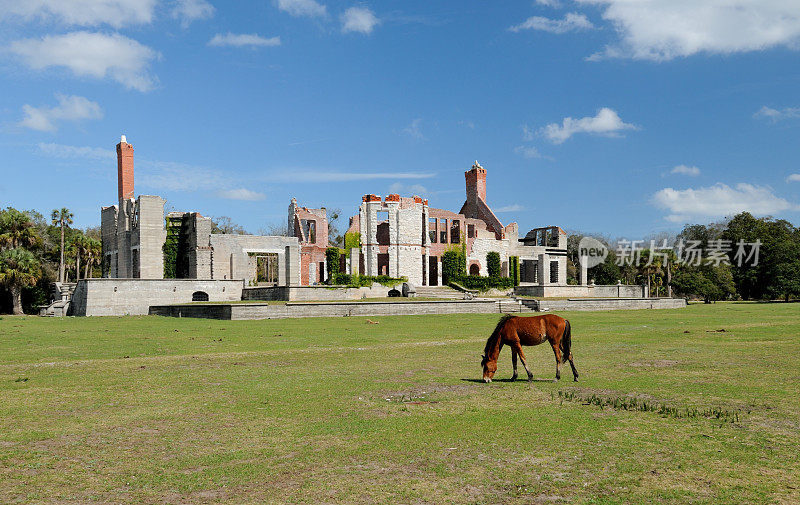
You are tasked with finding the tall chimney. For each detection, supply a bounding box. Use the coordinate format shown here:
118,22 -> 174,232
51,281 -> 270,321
465,160 -> 486,202
116,134 -> 134,201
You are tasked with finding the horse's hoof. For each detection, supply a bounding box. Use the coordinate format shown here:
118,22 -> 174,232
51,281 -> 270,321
483,378 -> 492,383
573,377 -> 579,382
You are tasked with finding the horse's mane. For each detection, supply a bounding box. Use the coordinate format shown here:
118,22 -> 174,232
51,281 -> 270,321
483,314 -> 515,357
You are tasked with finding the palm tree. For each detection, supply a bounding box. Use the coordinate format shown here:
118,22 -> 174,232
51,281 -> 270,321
84,238 -> 102,279
50,208 -> 73,283
0,208 -> 40,250
72,235 -> 88,281
0,248 -> 41,315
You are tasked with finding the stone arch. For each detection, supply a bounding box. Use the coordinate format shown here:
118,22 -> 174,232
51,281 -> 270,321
192,291 -> 209,302
469,263 -> 480,276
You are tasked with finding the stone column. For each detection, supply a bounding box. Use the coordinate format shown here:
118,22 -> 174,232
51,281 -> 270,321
349,248 -> 360,277
538,253 -> 548,286
580,255 -> 588,286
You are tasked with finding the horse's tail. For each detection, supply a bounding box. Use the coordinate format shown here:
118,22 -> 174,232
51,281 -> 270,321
559,319 -> 572,363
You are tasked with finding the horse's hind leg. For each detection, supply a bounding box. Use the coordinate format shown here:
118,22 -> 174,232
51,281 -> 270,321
568,352 -> 579,382
551,343 -> 562,381
511,348 -> 518,381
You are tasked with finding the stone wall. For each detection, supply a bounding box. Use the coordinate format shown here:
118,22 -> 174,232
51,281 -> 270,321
534,298 -> 686,311
150,299 -> 501,320
514,284 -> 647,298
242,283 -> 401,301
209,234 -> 300,285
131,195 -> 166,279
69,278 -> 243,316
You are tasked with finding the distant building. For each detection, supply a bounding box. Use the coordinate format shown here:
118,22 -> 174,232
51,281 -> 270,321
344,161 -> 569,287
100,136 -> 300,286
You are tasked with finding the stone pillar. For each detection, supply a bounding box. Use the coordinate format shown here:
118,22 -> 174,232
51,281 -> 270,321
538,253 -> 548,286
580,255 -> 588,286
349,248 -> 360,277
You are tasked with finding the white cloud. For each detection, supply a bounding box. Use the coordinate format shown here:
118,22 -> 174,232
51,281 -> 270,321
402,118 -> 425,140
208,33 -> 281,48
37,142 -> 115,160
755,105 -> 800,122
0,0 -> 156,27
341,6 -> 380,34
522,124 -> 535,141
652,183 -> 798,223
217,188 -> 266,201
494,204 -> 525,213
580,0 -> 800,61
388,182 -> 428,195
787,174 -> 800,183
535,0 -> 562,7
172,0 -> 214,26
509,13 -> 593,34
137,161 -> 229,191
541,107 -> 636,144
9,31 -> 159,92
513,145 -> 543,159
274,0 -> 326,17
670,164 -> 700,177
19,94 -> 103,132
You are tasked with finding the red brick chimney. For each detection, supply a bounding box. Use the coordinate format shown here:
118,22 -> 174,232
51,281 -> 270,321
116,134 -> 134,201
465,161 -> 486,202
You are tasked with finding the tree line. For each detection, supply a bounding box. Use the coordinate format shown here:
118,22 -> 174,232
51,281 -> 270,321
0,207 -> 101,314
566,212 -> 800,302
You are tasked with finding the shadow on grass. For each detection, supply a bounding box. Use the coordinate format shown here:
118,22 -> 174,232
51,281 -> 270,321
460,378 -> 556,383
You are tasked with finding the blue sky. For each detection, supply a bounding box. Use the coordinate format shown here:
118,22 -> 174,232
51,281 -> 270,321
1,0 -> 799,238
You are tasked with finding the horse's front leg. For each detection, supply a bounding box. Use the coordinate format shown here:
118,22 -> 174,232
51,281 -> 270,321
511,348 -> 518,381
514,343 -> 533,381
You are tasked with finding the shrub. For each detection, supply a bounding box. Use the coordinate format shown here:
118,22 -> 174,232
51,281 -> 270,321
487,251 -> 501,278
343,232 -> 361,253
450,275 -> 514,292
330,273 -> 406,288
508,256 -> 520,286
442,249 -> 466,284
325,247 -> 341,283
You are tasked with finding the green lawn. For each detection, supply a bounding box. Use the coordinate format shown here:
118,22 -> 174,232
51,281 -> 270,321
1,303 -> 798,504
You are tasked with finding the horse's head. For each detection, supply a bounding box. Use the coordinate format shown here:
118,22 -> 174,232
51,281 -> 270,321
481,354 -> 496,383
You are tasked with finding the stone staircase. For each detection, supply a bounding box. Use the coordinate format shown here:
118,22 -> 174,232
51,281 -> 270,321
414,286 -> 469,300
39,282 -> 77,317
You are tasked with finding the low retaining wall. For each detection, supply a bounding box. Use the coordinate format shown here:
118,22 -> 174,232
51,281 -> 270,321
151,300 -> 500,320
531,297 -> 686,312
242,283 -> 400,302
515,284 -> 647,298
70,279 -> 243,316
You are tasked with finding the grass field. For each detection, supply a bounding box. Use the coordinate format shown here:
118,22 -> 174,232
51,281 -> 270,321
1,303 -> 798,504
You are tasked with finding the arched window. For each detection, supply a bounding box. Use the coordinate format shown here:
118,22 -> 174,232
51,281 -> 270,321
192,291 -> 209,302
469,264 -> 480,276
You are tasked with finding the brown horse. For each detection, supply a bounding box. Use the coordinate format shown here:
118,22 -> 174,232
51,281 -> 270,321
481,314 -> 578,383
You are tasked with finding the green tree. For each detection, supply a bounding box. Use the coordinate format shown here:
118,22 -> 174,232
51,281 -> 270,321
486,251 -> 501,278
210,216 -> 247,235
50,208 -> 73,283
0,208 -> 41,250
325,247 -> 341,283
0,248 -> 42,314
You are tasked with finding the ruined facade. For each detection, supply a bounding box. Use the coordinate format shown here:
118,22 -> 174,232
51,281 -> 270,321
288,199 -> 329,285
101,136 -> 167,280
101,136 -> 300,286
345,162 -> 569,287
